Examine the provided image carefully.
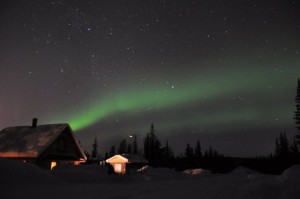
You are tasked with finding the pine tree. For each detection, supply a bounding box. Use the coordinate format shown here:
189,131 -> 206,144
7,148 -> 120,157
275,137 -> 281,156
162,141 -> 174,160
185,143 -> 194,159
290,138 -> 299,155
205,146 -> 219,158
144,123 -> 162,165
104,152 -> 109,160
109,145 -> 116,156
275,132 -> 290,157
91,137 -> 98,158
295,78 -> 300,146
195,140 -> 202,159
118,139 -> 127,154
127,143 -> 132,154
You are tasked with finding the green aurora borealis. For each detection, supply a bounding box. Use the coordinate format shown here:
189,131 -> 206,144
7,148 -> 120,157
51,63 -> 298,133
1,0 -> 300,156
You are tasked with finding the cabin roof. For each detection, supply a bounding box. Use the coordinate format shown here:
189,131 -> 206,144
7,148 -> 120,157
0,124 -> 86,160
106,154 -> 148,164
106,155 -> 129,163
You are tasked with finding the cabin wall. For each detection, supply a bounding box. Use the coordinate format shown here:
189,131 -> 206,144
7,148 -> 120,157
36,129 -> 85,169
110,163 -> 126,174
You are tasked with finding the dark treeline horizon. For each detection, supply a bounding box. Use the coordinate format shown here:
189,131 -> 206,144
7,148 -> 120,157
83,78 -> 300,174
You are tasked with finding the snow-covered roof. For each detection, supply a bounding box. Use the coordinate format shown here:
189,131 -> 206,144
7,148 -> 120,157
106,154 -> 148,164
106,155 -> 129,164
0,123 -> 86,160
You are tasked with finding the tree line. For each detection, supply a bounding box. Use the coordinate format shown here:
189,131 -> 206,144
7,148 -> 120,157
85,78 -> 300,173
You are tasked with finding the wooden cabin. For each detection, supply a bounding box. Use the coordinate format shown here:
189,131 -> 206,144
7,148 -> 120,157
106,154 -> 148,174
106,155 -> 128,174
0,118 -> 86,170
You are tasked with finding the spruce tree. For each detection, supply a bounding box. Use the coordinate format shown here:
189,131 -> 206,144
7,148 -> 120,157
144,123 -> 162,165
162,141 -> 173,160
104,152 -> 109,160
118,139 -> 127,154
109,145 -> 116,156
290,138 -> 299,155
195,140 -> 202,159
185,143 -> 194,159
275,132 -> 290,157
91,137 -> 98,158
295,78 -> 300,146
127,143 -> 132,154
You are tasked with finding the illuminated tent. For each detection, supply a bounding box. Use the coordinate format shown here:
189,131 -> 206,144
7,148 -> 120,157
106,154 -> 148,174
0,119 -> 86,170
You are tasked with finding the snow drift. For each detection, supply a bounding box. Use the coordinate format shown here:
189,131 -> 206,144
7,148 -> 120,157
0,159 -> 300,199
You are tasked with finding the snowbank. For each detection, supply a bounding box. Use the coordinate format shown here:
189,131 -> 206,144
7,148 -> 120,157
0,158 -> 63,186
1,159 -> 300,199
52,164 -> 109,183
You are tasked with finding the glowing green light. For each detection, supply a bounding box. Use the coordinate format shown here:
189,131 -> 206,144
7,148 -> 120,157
49,63 -> 298,131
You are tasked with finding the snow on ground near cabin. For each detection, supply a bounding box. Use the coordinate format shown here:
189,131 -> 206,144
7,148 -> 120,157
0,159 -> 300,199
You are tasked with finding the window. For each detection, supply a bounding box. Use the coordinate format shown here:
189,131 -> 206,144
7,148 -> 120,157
51,161 -> 57,170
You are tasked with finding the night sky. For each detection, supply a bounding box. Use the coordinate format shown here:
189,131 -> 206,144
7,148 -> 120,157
1,0 -> 299,157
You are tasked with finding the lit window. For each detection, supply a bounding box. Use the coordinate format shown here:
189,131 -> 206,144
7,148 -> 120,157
51,161 -> 57,170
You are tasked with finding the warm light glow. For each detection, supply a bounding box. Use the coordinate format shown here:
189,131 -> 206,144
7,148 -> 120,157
115,163 -> 122,173
50,161 -> 57,170
0,151 -> 38,158
73,161 -> 81,165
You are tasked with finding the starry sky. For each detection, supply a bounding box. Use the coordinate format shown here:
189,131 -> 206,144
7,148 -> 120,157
1,0 -> 299,157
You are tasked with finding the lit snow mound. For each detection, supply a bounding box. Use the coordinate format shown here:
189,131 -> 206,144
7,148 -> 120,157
0,158 -> 63,185
183,168 -> 209,175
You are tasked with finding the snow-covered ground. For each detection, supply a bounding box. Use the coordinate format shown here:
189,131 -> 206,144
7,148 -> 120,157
0,158 -> 299,199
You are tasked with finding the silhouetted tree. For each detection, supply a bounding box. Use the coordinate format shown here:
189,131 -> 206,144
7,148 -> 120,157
144,123 -> 162,165
275,132 -> 290,157
109,145 -> 116,156
185,143 -> 194,159
291,138 -> 299,154
118,139 -> 127,154
295,78 -> 300,146
104,152 -> 109,160
91,137 -> 98,158
127,143 -> 132,154
195,140 -> 202,159
205,146 -> 219,158
162,141 -> 174,160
